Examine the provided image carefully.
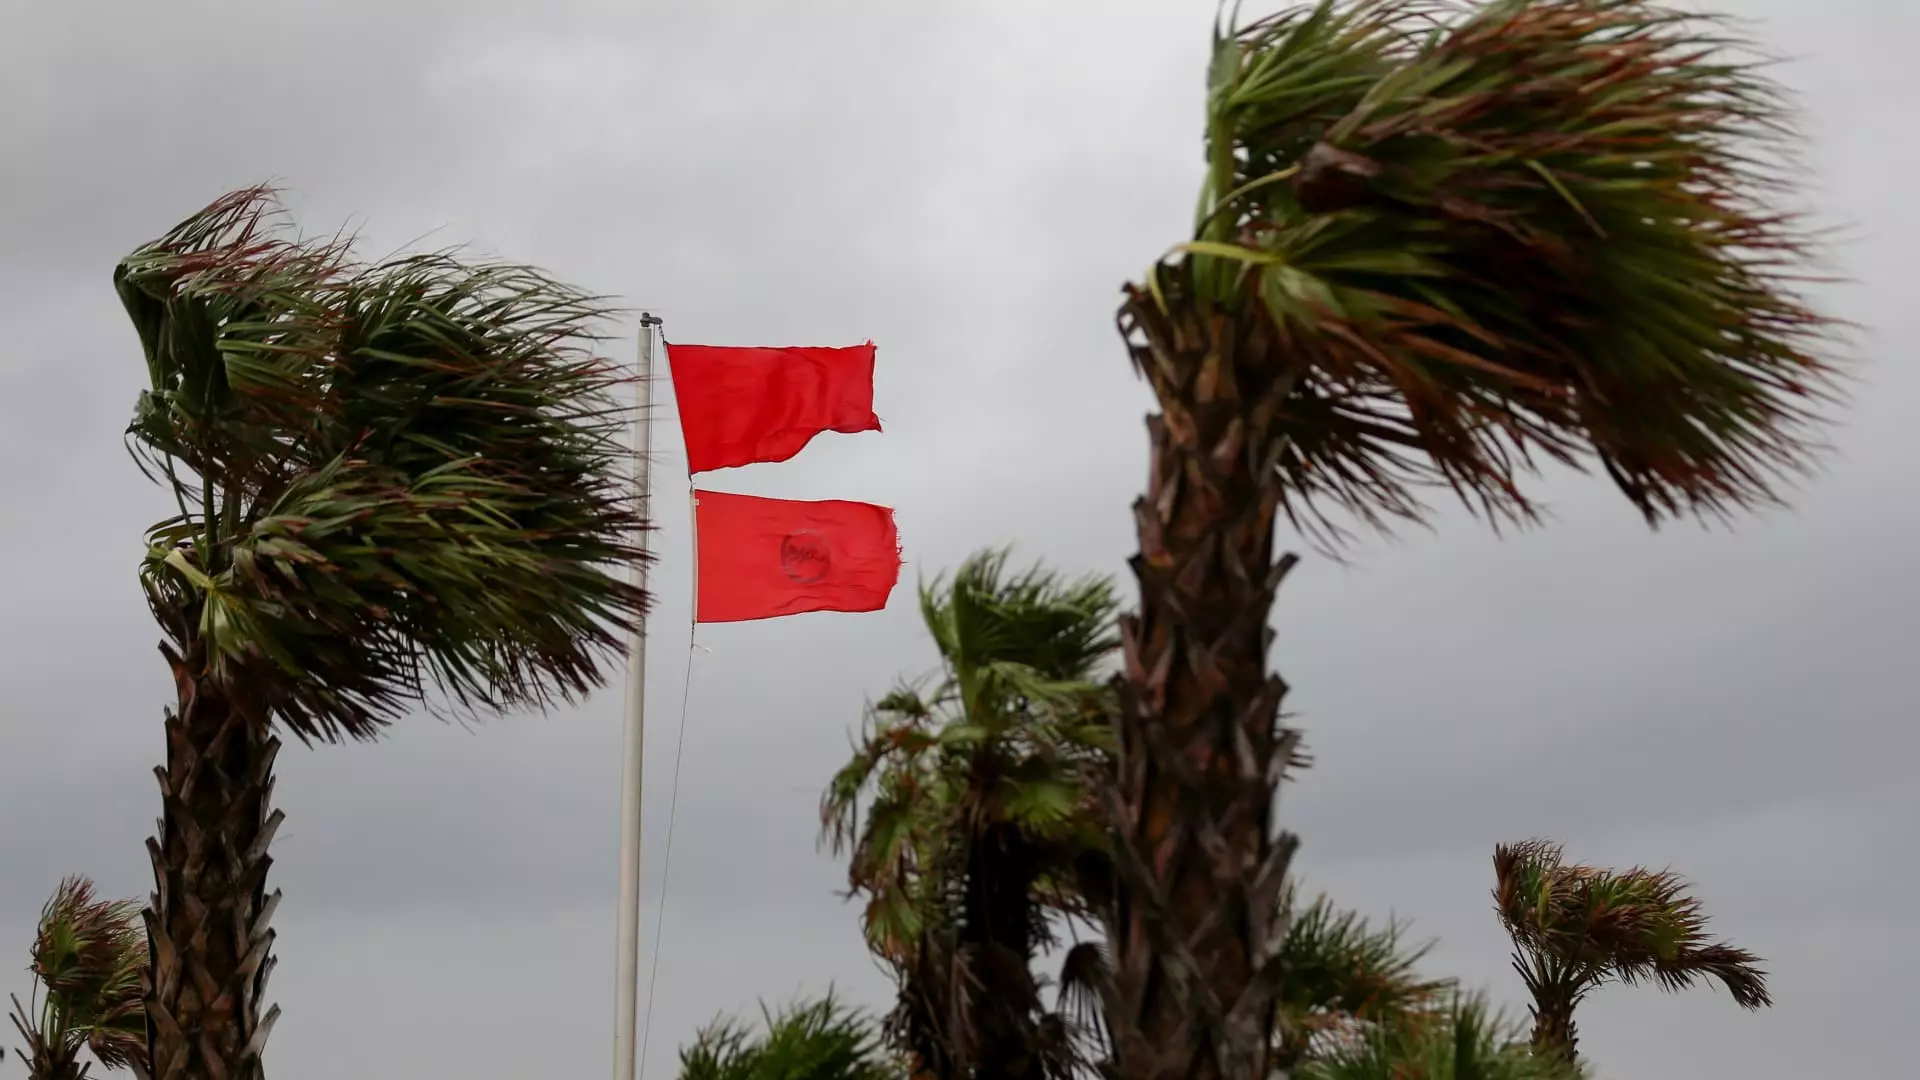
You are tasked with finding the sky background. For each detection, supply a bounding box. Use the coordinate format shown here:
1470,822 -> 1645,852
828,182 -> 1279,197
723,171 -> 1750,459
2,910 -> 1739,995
1,2 -> 1913,1078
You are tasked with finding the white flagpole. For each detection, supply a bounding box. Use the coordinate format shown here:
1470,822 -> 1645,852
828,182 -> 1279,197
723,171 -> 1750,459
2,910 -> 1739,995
614,313 -> 660,1080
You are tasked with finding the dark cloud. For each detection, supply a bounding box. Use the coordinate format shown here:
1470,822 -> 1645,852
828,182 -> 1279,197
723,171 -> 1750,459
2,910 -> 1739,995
2,2 -> 1912,1079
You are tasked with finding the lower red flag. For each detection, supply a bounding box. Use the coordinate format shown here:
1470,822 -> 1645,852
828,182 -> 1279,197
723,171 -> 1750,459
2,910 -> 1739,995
694,489 -> 902,623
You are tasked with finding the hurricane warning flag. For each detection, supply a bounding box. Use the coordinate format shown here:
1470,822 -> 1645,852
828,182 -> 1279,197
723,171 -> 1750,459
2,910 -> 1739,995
692,490 -> 901,623
666,343 -> 881,474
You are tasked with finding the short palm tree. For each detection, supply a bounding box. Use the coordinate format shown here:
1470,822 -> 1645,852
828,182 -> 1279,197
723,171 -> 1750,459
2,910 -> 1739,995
115,187 -> 651,1080
1294,992 -> 1586,1080
822,549 -> 1119,1080
1271,887 -> 1452,1071
1492,839 -> 1770,1063
679,992 -> 905,1080
8,878 -> 148,1080
1104,2 -> 1840,1076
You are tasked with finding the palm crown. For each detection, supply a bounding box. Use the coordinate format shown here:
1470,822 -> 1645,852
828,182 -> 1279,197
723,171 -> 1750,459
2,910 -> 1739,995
678,993 -> 905,1080
117,186 -> 650,743
822,549 -> 1120,958
1492,839 -> 1771,1060
1161,0 -> 1842,542
8,878 -> 149,1079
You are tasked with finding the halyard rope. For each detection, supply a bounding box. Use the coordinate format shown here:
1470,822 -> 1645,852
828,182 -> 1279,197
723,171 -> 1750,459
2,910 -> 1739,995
636,479 -> 701,1080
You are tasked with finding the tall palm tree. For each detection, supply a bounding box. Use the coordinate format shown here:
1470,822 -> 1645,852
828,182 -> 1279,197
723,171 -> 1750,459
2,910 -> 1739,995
1104,2 -> 1839,1077
8,878 -> 148,1080
115,187 -> 651,1080
822,549 -> 1120,1080
1492,839 -> 1771,1063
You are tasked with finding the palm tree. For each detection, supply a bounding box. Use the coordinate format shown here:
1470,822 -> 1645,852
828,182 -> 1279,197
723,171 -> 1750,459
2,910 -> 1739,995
1104,2 -> 1839,1076
1271,887 -> 1451,1072
115,187 -> 651,1080
1294,992 -> 1586,1080
8,878 -> 148,1080
822,549 -> 1120,1080
1491,839 -> 1770,1063
679,992 -> 905,1080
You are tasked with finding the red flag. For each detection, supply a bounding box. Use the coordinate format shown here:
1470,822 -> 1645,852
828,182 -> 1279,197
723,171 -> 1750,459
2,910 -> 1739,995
667,343 -> 881,473
694,489 -> 902,623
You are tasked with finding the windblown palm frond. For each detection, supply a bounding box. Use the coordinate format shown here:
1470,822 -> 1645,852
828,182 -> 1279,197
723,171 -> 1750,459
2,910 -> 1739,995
1492,838 -> 1771,1061
1172,0 -> 1844,544
9,878 -> 149,1079
679,992 -> 904,1080
1274,886 -> 1453,1068
119,186 -> 650,744
1295,992 -> 1588,1080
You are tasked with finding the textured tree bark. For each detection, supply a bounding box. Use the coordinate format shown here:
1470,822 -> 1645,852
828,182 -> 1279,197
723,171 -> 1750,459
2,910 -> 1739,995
143,624 -> 282,1080
1529,995 -> 1579,1066
7,1014 -> 83,1080
1101,264 -> 1303,1080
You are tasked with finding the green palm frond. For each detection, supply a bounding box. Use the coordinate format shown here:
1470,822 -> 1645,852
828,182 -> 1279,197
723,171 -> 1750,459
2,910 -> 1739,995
679,991 -> 904,1080
118,186 -> 649,743
9,878 -> 150,1078
821,549 -> 1120,925
919,549 -> 1120,722
1165,0 -> 1844,544
1274,887 -> 1454,1068
1295,991 -> 1588,1080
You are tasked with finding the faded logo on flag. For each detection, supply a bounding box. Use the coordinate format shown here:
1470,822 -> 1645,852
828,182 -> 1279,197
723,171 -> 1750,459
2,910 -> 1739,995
779,533 -> 830,584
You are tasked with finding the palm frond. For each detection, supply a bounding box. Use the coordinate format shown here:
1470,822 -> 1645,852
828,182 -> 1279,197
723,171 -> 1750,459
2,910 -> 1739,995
679,991 -> 903,1080
120,186 -> 650,743
1274,887 -> 1453,1067
1167,0 -> 1845,544
1055,941 -> 1114,1057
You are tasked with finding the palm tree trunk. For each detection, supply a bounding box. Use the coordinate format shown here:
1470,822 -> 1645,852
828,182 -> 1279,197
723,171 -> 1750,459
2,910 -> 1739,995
965,822 -> 1042,1080
142,624 -> 283,1080
8,1005 -> 82,1080
1528,995 -> 1579,1065
20,1046 -> 83,1080
28,1054 -> 84,1080
1102,265 -> 1303,1080
894,941 -> 957,1080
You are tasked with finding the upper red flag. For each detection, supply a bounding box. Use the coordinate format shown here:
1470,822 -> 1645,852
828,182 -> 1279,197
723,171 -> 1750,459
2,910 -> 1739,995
666,343 -> 881,473
694,489 -> 902,623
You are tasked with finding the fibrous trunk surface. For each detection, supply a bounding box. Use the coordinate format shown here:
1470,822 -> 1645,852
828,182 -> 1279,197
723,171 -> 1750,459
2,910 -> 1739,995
7,1013 -> 83,1080
144,623 -> 283,1080
1103,265 -> 1303,1080
1529,993 -> 1580,1066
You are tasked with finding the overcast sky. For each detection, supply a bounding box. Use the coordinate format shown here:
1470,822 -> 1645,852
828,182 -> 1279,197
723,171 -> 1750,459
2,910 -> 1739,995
2,2 -> 1913,1079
